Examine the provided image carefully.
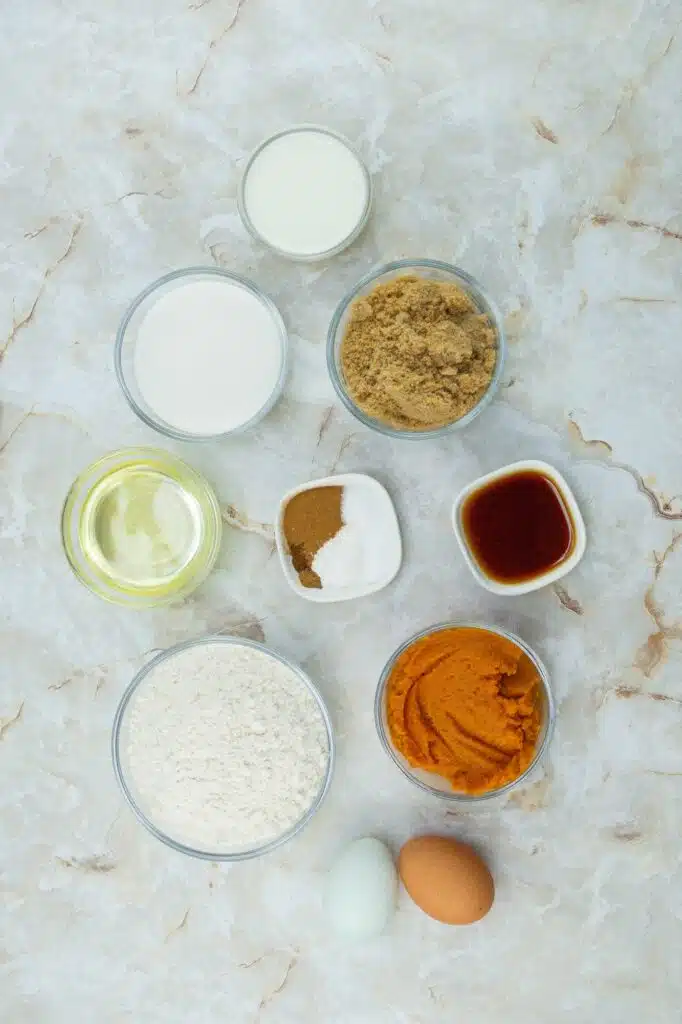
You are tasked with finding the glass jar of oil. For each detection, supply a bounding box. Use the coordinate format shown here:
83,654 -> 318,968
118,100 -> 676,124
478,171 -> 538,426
61,449 -> 222,607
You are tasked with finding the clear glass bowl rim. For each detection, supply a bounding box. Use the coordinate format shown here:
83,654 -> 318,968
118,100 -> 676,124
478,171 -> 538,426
327,258 -> 506,439
374,621 -> 555,803
237,124 -> 373,261
111,635 -> 336,861
114,266 -> 289,442
60,446 -> 223,608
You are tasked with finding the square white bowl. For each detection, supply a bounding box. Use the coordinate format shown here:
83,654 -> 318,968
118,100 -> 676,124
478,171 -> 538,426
452,459 -> 586,596
276,473 -> 402,602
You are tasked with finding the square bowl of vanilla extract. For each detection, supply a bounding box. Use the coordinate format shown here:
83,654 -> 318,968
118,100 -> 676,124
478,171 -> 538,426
452,459 -> 586,596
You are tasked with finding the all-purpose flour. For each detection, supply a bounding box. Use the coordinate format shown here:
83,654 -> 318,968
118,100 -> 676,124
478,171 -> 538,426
123,642 -> 329,852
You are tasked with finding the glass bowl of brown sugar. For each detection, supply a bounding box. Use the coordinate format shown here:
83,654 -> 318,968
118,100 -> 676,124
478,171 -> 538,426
327,259 -> 506,439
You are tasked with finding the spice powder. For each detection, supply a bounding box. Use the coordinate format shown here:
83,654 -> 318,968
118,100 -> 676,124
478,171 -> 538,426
340,275 -> 497,431
282,486 -> 343,588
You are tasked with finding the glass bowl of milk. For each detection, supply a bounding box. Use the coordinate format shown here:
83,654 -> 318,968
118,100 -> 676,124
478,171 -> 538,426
115,267 -> 288,441
238,125 -> 373,261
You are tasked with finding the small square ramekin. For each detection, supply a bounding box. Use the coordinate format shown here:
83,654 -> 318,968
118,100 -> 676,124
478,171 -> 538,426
275,473 -> 402,602
452,459 -> 586,595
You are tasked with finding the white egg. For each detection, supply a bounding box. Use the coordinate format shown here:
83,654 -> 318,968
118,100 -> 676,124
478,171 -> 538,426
325,837 -> 398,939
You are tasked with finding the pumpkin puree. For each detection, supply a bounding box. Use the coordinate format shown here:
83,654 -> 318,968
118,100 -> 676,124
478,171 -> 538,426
386,627 -> 542,794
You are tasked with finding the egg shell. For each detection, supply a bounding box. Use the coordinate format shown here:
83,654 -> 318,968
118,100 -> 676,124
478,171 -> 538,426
325,837 -> 398,939
399,835 -> 494,925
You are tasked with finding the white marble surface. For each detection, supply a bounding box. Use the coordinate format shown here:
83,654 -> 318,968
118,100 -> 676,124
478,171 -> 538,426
2,1 -> 682,1020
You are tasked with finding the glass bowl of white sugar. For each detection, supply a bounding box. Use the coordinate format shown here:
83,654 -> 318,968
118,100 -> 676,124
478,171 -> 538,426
238,125 -> 373,261
115,267 -> 288,441
112,636 -> 335,861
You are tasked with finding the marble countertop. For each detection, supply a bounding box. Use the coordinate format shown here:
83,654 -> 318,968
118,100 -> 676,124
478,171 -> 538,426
2,1 -> 681,1020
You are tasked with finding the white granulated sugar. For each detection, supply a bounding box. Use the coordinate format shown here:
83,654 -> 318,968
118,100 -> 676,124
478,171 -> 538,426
133,278 -> 283,436
123,643 -> 329,852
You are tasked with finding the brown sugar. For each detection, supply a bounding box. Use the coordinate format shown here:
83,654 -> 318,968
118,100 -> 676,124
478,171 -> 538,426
340,275 -> 497,431
282,486 -> 343,588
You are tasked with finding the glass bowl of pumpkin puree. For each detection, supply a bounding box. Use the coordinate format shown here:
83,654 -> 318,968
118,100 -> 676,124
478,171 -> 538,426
374,622 -> 554,802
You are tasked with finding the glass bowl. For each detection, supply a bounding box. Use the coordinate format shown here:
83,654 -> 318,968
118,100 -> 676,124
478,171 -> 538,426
112,636 -> 335,861
374,622 -> 554,803
61,448 -> 222,608
327,259 -> 506,439
238,125 -> 373,261
114,267 -> 288,441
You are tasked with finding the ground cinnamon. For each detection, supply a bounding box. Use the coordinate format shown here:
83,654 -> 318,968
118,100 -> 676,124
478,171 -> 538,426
340,275 -> 497,431
386,627 -> 542,794
282,486 -> 343,588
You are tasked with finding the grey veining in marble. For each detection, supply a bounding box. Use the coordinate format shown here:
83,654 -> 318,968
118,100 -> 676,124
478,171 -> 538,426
2,1 -> 682,1021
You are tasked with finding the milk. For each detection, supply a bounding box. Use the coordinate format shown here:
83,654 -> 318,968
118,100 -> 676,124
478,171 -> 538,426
242,128 -> 370,258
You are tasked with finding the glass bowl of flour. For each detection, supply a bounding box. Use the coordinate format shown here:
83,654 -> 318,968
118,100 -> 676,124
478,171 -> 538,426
115,267 -> 288,441
112,636 -> 334,860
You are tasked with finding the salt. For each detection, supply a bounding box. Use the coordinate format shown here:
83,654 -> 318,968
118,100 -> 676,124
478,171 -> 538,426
312,478 -> 400,592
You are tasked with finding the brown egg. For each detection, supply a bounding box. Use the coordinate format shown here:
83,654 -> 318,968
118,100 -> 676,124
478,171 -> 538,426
399,835 -> 494,925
